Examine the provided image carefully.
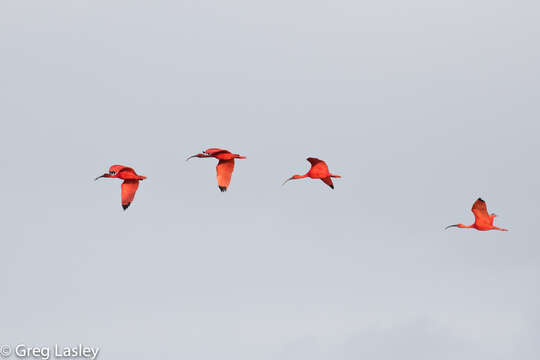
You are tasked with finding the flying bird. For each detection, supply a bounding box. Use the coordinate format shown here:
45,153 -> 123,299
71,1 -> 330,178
445,198 -> 508,231
186,148 -> 246,192
95,165 -> 147,210
283,157 -> 341,189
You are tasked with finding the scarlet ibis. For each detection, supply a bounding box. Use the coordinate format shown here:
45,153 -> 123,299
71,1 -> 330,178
283,157 -> 341,189
186,148 -> 246,192
445,198 -> 508,231
95,165 -> 147,210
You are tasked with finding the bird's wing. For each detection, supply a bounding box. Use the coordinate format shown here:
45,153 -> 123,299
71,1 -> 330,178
119,166 -> 135,172
471,198 -> 490,225
110,165 -> 136,174
121,179 -> 139,210
205,148 -> 230,155
308,158 -> 330,176
306,157 -> 323,166
117,167 -> 142,180
320,177 -> 334,189
216,159 -> 235,191
116,166 -> 137,175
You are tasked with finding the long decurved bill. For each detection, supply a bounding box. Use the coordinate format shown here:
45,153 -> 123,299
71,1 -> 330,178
186,154 -> 199,161
445,224 -> 459,230
94,174 -> 107,181
282,176 -> 294,186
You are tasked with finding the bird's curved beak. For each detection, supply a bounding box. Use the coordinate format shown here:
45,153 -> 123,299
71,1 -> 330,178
186,154 -> 198,161
445,224 -> 458,230
282,176 -> 294,186
94,174 -> 107,181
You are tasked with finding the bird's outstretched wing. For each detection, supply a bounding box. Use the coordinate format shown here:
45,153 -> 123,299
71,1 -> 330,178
110,165 -> 137,175
307,157 -> 323,166
307,157 -> 330,177
117,167 -> 139,177
121,179 -> 139,210
471,198 -> 490,225
216,159 -> 235,192
205,148 -> 230,156
320,177 -> 334,189
118,166 -> 135,172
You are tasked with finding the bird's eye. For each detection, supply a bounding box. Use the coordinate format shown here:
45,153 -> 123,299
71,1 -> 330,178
109,171 -> 116,175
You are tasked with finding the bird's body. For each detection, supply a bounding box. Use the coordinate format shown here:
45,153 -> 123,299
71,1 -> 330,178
186,148 -> 246,192
283,157 -> 341,189
446,198 -> 508,231
95,165 -> 146,210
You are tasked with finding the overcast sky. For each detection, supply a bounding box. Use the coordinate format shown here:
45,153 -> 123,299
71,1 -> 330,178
1,1 -> 539,359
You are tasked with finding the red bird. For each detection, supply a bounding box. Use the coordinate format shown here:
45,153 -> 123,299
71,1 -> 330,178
186,148 -> 246,192
95,165 -> 147,210
283,157 -> 341,189
446,198 -> 508,231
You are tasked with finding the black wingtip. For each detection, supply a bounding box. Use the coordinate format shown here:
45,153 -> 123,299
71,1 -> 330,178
219,186 -> 227,192
330,184 -> 334,189
478,197 -> 484,201
122,203 -> 130,210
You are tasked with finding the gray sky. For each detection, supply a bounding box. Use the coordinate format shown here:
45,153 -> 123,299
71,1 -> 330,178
1,0 -> 539,359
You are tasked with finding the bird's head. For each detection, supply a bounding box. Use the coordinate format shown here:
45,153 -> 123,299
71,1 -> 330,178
445,224 -> 466,230
95,165 -> 123,180
186,153 -> 206,161
282,174 -> 303,186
